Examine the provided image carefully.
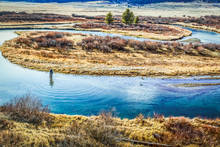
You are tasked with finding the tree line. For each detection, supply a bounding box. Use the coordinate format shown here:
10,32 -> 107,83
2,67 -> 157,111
105,9 -> 139,25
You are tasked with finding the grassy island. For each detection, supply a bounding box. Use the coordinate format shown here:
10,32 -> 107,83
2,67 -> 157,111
1,31 -> 220,77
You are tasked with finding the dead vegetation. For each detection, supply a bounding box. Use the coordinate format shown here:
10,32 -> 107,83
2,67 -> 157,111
0,95 -> 219,147
1,31 -> 220,77
0,94 -> 54,126
78,35 -> 220,57
0,11 -> 82,23
74,22 -> 181,35
16,32 -> 74,50
138,15 -> 220,33
73,22 -> 191,41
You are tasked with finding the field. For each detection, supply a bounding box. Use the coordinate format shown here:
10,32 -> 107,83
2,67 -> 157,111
0,1 -> 220,17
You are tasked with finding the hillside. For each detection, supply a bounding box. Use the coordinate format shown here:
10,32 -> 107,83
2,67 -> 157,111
4,0 -> 220,4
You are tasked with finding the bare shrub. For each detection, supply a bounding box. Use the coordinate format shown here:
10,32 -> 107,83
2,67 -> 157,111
153,113 -> 165,123
164,117 -> 220,146
79,36 -> 128,52
135,114 -> 145,125
99,108 -> 117,125
0,94 -> 54,126
16,32 -> 74,50
84,121 -> 120,147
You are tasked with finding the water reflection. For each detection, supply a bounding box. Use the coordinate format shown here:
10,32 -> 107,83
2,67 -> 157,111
0,29 -> 220,119
49,69 -> 54,87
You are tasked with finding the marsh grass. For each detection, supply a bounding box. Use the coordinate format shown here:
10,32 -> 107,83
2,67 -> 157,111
0,94 -> 54,126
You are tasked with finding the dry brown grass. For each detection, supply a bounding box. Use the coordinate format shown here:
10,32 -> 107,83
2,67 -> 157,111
164,117 -> 220,146
73,22 -> 192,41
1,31 -> 220,77
0,101 -> 219,147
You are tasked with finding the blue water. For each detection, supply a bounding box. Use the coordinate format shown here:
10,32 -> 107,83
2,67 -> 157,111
180,26 -> 220,44
0,29 -> 220,119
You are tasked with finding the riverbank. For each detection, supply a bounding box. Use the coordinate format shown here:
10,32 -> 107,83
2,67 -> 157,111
73,23 -> 192,41
0,22 -> 76,30
0,111 -> 219,147
1,31 -> 220,77
174,22 -> 220,34
0,21 -> 192,41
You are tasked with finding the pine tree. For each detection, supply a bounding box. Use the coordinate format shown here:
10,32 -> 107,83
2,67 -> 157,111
105,12 -> 114,25
134,16 -> 139,24
122,8 -> 135,25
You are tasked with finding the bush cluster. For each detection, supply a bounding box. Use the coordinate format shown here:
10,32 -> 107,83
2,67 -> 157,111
141,15 -> 220,29
0,95 -> 54,126
78,36 -> 128,52
77,35 -> 220,56
164,117 -> 219,146
16,32 -> 74,49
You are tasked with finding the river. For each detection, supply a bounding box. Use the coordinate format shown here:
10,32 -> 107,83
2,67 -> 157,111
0,28 -> 220,119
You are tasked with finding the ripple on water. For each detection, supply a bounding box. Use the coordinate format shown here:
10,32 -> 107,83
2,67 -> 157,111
0,29 -> 220,118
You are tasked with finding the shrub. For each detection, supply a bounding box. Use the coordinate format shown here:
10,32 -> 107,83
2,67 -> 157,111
83,121 -> 120,147
78,36 -> 128,52
164,117 -> 220,146
29,32 -> 74,49
0,94 -> 54,126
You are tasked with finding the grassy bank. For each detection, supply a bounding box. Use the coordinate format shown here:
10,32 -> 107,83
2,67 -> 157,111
0,96 -> 219,147
174,22 -> 220,34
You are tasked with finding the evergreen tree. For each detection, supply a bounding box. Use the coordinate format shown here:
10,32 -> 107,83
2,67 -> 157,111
134,16 -> 139,24
105,12 -> 114,25
122,8 -> 134,25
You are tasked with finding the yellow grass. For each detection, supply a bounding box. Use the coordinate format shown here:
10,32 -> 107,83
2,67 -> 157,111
1,31 -> 220,77
0,112 -> 219,147
75,24 -> 192,41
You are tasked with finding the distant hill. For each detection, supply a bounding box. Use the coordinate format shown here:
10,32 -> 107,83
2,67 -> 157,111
4,0 -> 220,4
110,0 -> 219,4
4,0 -> 97,2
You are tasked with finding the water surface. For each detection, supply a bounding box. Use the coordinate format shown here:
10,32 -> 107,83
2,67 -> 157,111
0,29 -> 220,119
